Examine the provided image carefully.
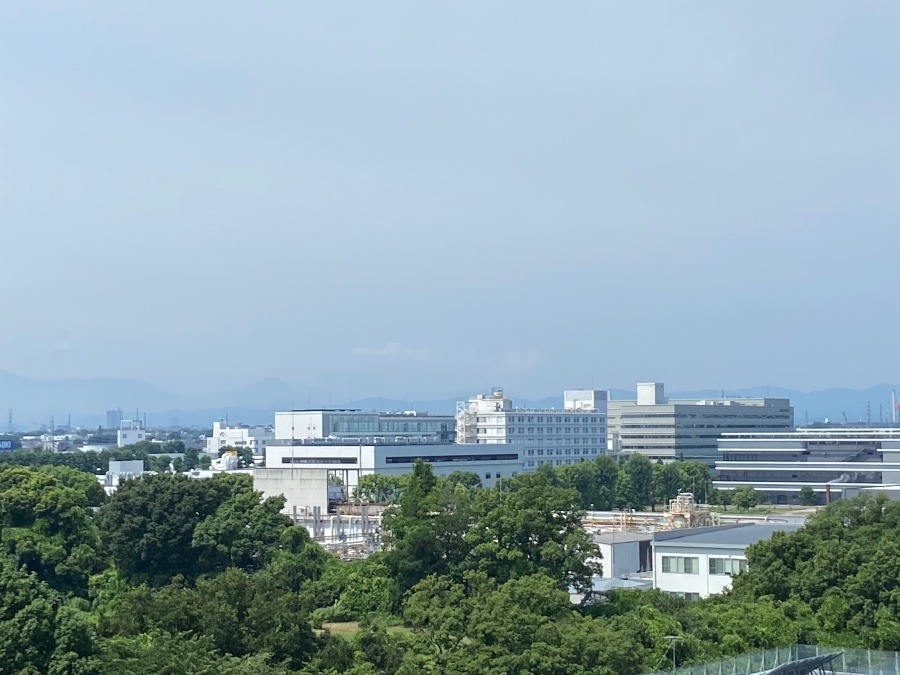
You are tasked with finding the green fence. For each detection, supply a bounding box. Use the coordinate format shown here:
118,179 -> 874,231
643,644 -> 900,675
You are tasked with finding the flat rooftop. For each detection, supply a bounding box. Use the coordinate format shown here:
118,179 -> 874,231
593,532 -> 653,544
653,523 -> 801,549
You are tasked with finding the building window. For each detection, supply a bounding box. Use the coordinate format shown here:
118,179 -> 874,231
709,558 -> 747,576
666,591 -> 701,601
485,472 -> 492,479
661,556 -> 700,574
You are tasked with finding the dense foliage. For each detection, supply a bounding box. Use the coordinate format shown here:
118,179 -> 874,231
0,454 -> 897,674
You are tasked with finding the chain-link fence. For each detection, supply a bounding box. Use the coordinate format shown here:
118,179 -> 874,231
643,643 -> 900,675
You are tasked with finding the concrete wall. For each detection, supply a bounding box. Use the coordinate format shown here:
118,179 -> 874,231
254,468 -> 330,514
598,541 -> 640,579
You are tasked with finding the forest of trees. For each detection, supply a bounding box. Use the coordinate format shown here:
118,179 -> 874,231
0,455 -> 896,674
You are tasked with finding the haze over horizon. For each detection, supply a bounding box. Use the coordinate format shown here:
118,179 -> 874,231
3,3 -> 900,400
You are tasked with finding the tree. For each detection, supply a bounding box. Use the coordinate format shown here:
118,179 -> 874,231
96,474 -> 251,585
621,453 -> 653,509
730,486 -> 765,510
798,486 -> 817,506
183,446 -> 200,471
382,460 -> 473,594
192,490 -> 295,573
651,462 -> 682,510
555,456 -> 618,511
0,467 -> 103,595
354,474 -> 404,503
0,554 -> 61,673
675,461 -> 714,504
441,470 -> 482,491
465,470 -> 599,591
37,465 -> 106,507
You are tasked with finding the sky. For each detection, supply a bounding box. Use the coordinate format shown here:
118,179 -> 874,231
2,2 -> 899,400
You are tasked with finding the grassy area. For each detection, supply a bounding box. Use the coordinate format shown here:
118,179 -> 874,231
322,621 -> 361,637
321,621 -> 412,640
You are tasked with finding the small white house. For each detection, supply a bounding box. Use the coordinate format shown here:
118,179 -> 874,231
652,523 -> 800,599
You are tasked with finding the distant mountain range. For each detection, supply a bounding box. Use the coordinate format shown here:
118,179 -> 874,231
0,370 -> 897,429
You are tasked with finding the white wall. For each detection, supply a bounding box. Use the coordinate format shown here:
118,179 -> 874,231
254,468 -> 331,514
265,442 -> 523,488
207,422 -> 273,454
652,545 -> 745,599
117,428 -> 145,448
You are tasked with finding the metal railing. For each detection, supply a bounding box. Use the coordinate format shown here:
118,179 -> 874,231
643,644 -> 900,675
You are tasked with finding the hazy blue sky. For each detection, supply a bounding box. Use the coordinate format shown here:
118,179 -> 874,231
2,2 -> 899,399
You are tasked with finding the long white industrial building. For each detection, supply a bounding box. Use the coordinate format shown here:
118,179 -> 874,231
715,428 -> 900,503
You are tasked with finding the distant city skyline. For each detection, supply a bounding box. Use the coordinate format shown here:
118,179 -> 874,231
3,3 -> 900,396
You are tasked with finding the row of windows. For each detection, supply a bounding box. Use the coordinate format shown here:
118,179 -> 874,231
526,448 -> 598,456
476,415 -> 602,424
661,556 -> 699,574
484,471 -> 518,479
524,438 -> 600,445
282,457 -> 358,465
384,453 -> 519,464
661,556 -> 747,575
666,591 -> 701,601
620,413 -> 790,420
621,424 -> 787,430
478,426 -> 604,435
709,558 -> 747,575
526,459 -> 588,467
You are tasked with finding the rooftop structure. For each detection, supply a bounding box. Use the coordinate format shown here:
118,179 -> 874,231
116,420 -> 145,448
205,421 -> 273,456
608,382 -> 794,464
274,409 -> 455,444
715,428 -> 900,504
455,388 -> 607,469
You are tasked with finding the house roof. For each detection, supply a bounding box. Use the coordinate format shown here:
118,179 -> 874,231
652,523 -> 801,550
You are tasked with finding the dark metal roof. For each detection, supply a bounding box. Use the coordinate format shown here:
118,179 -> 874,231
764,652 -> 841,675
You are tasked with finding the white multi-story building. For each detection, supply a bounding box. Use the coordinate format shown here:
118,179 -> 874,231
652,523 -> 800,599
715,428 -> 900,504
274,409 -> 455,443
117,420 -> 146,448
264,439 -> 522,490
455,388 -> 607,470
206,421 -> 274,456
607,382 -> 794,464
257,439 -> 524,515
